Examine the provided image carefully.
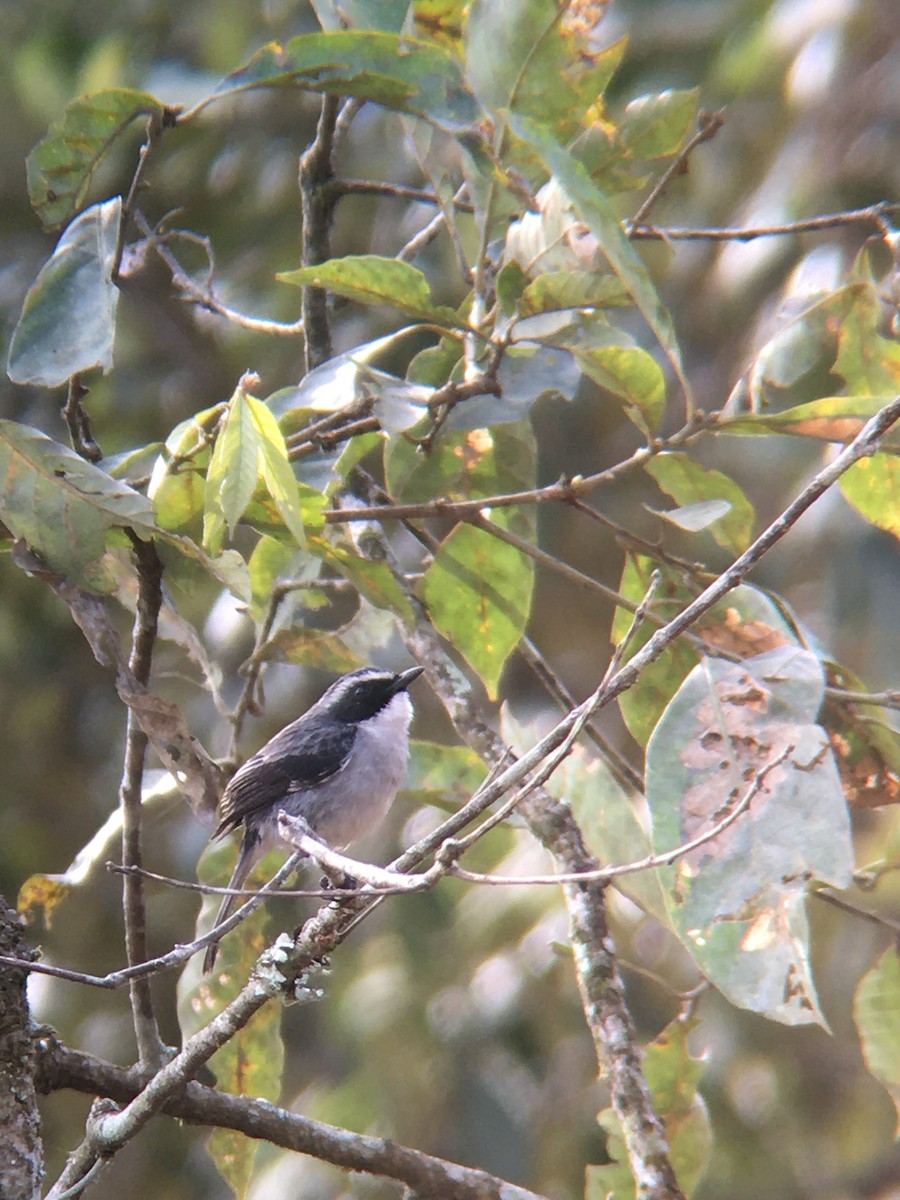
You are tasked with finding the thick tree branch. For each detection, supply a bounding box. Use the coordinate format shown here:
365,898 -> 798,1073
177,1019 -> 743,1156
36,1035 -> 547,1200
0,898 -> 42,1200
299,93 -> 340,370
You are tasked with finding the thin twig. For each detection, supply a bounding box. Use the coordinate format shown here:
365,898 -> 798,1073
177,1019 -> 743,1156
113,112 -> 163,282
628,202 -> 900,242
451,745 -> 791,886
334,178 -> 474,213
133,212 -> 305,335
627,111 -> 725,232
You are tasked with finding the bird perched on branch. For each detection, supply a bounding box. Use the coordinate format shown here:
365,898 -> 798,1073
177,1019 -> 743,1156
203,664 -> 424,973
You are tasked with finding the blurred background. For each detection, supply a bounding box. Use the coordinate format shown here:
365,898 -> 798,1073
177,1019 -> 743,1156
3,1 -> 900,1197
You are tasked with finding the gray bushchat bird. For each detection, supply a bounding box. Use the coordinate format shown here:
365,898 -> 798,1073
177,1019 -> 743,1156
203,664 -> 423,972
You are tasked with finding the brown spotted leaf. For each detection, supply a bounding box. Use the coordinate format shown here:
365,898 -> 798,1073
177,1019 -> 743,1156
646,645 -> 852,1026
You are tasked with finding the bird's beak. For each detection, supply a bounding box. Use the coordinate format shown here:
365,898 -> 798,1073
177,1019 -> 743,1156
392,666 -> 424,693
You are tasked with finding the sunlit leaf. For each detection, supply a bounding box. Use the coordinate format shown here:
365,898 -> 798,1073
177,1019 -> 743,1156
311,536 -> 414,624
840,454 -> 900,541
645,452 -> 755,554
217,31 -> 479,133
577,343 -> 667,434
26,88 -> 166,230
278,255 -> 463,327
247,393 -> 307,549
721,394 -> 900,445
646,646 -> 853,1025
204,381 -> 309,554
519,270 -> 631,317
647,498 -> 733,533
855,946 -> 900,1129
8,198 -> 121,388
148,404 -> 223,531
619,88 -> 699,159
257,626 -> 365,672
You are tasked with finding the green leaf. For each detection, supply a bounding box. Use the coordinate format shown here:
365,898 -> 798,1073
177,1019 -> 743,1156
403,740 -> 487,808
0,419 -> 155,590
495,260 -> 529,318
246,394 -> 307,549
386,421 -> 537,540
204,381 -> 310,554
646,646 -> 853,1025
203,386 -> 261,554
257,627 -> 365,673
465,0 -> 580,131
26,88 -> 165,230
311,0 -> 411,32
311,536 -> 414,624
588,1019 -> 711,1200
8,198 -> 121,388
247,535 -> 296,622
619,88 -> 699,159
832,281 -> 900,396
278,255 -> 463,328
644,452 -> 756,554
855,946 -> 900,1127
840,454 -> 900,540
577,344 -> 667,434
510,115 -> 689,402
720,395 -> 900,447
217,31 -> 479,133
422,510 -> 533,699
148,404 -> 223,531
612,554 -> 699,747
519,270 -> 631,317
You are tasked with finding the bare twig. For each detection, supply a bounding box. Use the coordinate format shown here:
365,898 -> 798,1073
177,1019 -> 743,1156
321,410 -> 716,524
133,212 -> 305,335
335,178 -> 474,214
628,202 -> 900,243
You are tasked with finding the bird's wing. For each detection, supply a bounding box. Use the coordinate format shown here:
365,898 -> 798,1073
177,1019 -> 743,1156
214,720 -> 356,836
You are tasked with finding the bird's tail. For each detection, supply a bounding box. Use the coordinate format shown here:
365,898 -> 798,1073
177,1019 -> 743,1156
202,833 -> 259,974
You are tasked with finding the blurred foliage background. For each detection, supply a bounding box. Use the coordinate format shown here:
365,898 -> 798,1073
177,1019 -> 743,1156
3,1 -> 900,1198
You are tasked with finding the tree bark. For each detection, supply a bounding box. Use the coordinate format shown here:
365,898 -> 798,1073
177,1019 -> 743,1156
0,894 -> 42,1200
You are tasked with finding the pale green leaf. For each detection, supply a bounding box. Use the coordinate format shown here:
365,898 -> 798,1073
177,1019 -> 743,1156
855,946 -> 900,1128
620,88 -> 699,159
203,387 -> 260,554
577,343 -> 667,433
8,198 -> 121,387
247,394 -> 306,548
0,419 -> 155,590
840,454 -> 900,540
